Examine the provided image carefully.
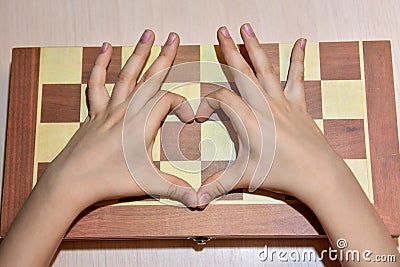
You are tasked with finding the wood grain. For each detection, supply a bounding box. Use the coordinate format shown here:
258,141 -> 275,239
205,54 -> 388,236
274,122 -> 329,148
0,48 -> 40,237
1,1 -> 400,265
41,84 -> 81,123
82,46 -> 122,84
319,41 -> 361,80
363,41 -> 400,235
66,204 -> 324,238
323,119 -> 366,159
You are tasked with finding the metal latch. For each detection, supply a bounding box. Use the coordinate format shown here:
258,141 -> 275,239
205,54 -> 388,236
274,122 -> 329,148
190,236 -> 215,245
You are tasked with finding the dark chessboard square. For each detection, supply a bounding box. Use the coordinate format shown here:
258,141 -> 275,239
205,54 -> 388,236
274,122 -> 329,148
174,45 -> 200,64
319,42 -> 361,80
41,84 -> 81,123
160,121 -> 201,161
82,46 -> 122,84
238,43 -> 280,79
304,81 -> 322,119
323,119 -> 366,159
164,46 -> 200,82
201,161 -> 231,182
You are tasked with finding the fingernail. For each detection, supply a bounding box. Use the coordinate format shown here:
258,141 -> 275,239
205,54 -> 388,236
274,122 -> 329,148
166,32 -> 177,45
300,38 -> 307,51
198,193 -> 211,206
140,29 -> 152,43
101,42 -> 108,53
220,26 -> 231,38
243,23 -> 255,37
182,193 -> 196,207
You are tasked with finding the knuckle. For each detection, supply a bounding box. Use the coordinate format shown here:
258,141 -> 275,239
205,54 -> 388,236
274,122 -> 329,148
166,184 -> 178,200
294,72 -> 305,83
214,180 -> 228,196
117,70 -> 132,84
259,64 -> 276,77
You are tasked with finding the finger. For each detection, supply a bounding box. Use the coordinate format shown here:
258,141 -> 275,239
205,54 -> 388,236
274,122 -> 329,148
158,171 -> 197,208
239,23 -> 284,100
284,38 -> 307,109
217,26 -> 270,109
195,88 -> 252,139
109,29 -> 155,108
195,88 -> 271,196
139,32 -> 179,84
196,166 -> 246,208
86,42 -> 113,116
145,91 -> 195,146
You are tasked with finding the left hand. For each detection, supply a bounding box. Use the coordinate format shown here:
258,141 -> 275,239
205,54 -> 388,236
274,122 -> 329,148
40,30 -> 198,208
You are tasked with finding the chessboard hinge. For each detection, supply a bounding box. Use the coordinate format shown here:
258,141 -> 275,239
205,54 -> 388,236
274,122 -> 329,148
189,236 -> 216,245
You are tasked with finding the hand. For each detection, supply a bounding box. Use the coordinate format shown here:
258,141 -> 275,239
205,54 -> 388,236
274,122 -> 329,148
40,30 -> 197,208
195,24 -> 348,207
194,25 -> 400,263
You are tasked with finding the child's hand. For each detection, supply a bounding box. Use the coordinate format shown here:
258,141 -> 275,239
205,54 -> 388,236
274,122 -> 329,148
196,24 -> 344,207
41,30 -> 197,208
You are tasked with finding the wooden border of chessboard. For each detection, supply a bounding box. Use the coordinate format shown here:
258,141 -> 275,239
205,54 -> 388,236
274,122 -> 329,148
1,41 -> 400,239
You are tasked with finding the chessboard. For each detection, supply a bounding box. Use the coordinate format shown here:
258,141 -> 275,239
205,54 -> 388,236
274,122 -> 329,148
1,41 -> 399,239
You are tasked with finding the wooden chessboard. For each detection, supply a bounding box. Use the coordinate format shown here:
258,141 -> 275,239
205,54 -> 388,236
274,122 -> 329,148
1,41 -> 399,239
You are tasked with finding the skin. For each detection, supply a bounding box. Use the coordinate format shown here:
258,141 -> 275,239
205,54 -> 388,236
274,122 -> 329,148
0,25 -> 399,266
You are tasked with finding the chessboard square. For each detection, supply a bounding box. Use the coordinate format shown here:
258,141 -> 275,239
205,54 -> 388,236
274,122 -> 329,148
314,119 -> 324,133
201,121 -> 236,161
319,42 -> 361,80
161,83 -> 200,120
200,45 -> 232,82
174,45 -> 200,64
321,80 -> 365,119
304,81 -> 322,119
160,161 -> 201,189
323,119 -> 366,159
82,47 -> 122,84
279,43 -> 293,81
160,121 -> 201,161
304,42 -> 321,80
201,161 -> 230,182
344,159 -> 371,199
40,47 -> 82,84
41,84 -> 81,123
238,43 -> 280,79
80,84 -> 113,122
37,123 -> 80,162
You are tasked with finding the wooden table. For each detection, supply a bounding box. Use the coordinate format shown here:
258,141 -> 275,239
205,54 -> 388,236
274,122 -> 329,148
0,0 -> 399,266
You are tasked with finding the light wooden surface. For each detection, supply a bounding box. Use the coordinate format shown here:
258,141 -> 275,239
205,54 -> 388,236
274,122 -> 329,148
0,0 -> 399,266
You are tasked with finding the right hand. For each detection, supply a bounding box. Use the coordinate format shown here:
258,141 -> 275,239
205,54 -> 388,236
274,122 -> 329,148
196,24 -> 350,207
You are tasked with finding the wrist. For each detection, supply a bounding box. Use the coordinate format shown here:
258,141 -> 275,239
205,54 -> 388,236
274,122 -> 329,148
38,164 -> 97,214
290,155 -> 356,209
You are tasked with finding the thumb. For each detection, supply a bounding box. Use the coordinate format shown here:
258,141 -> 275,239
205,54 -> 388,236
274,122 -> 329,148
196,166 -> 244,209
157,171 -> 197,208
